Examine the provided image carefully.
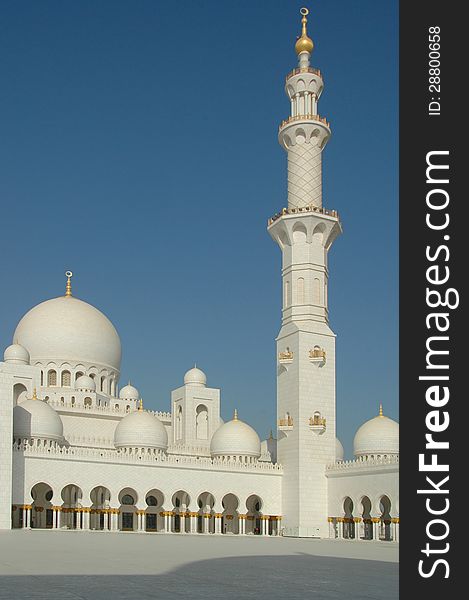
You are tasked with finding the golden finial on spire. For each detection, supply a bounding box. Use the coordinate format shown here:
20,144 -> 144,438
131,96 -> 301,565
138,398 -> 143,412
379,403 -> 384,417
233,408 -> 238,421
295,7 -> 314,55
65,271 -> 73,297
32,387 -> 37,400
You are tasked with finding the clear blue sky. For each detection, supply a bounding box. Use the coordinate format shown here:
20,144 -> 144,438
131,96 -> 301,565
0,0 -> 398,458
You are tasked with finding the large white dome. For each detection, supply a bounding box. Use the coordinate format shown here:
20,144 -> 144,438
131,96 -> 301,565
13,295 -> 121,372
353,408 -> 399,458
210,413 -> 261,458
114,410 -> 168,450
13,398 -> 63,442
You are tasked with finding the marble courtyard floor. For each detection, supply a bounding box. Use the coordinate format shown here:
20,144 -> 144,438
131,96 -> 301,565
0,530 -> 398,599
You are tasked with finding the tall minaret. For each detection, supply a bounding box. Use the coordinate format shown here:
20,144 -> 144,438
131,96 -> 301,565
268,8 -> 342,537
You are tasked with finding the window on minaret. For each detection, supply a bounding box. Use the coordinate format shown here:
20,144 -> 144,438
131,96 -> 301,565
176,405 -> 183,440
297,277 -> 305,304
47,370 -> 57,386
313,278 -> 321,305
196,405 -> 209,440
100,376 -> 106,393
284,280 -> 290,308
61,371 -> 71,387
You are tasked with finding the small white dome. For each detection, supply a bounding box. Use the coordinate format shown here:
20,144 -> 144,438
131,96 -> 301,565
4,343 -> 30,365
114,409 -> 168,450
13,398 -> 63,442
210,413 -> 261,458
119,383 -> 140,401
184,367 -> 206,387
353,408 -> 399,458
335,437 -> 345,462
75,375 -> 96,391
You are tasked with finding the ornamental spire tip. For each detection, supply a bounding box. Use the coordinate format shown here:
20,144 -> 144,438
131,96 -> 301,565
295,7 -> 314,56
65,271 -> 73,297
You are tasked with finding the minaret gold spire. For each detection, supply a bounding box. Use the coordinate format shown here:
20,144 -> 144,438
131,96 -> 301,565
138,398 -> 143,412
65,271 -> 73,297
32,388 -> 37,400
295,8 -> 314,55
233,408 -> 238,421
379,403 -> 384,417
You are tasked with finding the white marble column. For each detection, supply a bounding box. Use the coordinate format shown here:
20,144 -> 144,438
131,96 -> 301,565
111,511 -> 118,531
53,507 -> 61,529
372,518 -> 380,541
82,510 -> 90,530
214,514 -> 222,534
392,519 -> 399,542
337,519 -> 343,539
23,506 -> 31,528
190,514 -> 197,534
239,516 -> 246,535
328,518 -> 334,538
137,511 -> 144,532
276,516 -> 282,535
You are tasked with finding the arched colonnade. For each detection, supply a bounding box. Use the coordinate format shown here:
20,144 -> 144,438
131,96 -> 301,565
12,483 -> 281,536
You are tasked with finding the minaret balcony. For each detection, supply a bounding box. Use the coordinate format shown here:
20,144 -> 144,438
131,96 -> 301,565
285,66 -> 322,82
278,416 -> 294,431
268,204 -> 339,227
309,347 -> 326,366
278,114 -> 330,133
309,414 -> 326,435
278,349 -> 294,364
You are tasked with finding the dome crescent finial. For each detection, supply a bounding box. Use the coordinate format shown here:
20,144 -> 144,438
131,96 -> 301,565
379,403 -> 384,417
65,271 -> 73,297
233,408 -> 238,421
138,398 -> 143,412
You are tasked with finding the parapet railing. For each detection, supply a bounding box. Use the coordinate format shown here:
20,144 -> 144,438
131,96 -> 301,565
13,441 -> 283,473
285,66 -> 322,81
268,204 -> 339,226
279,114 -> 330,131
47,398 -> 171,421
326,455 -> 399,473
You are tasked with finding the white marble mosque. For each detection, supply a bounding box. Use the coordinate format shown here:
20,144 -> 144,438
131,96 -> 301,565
0,8 -> 398,541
